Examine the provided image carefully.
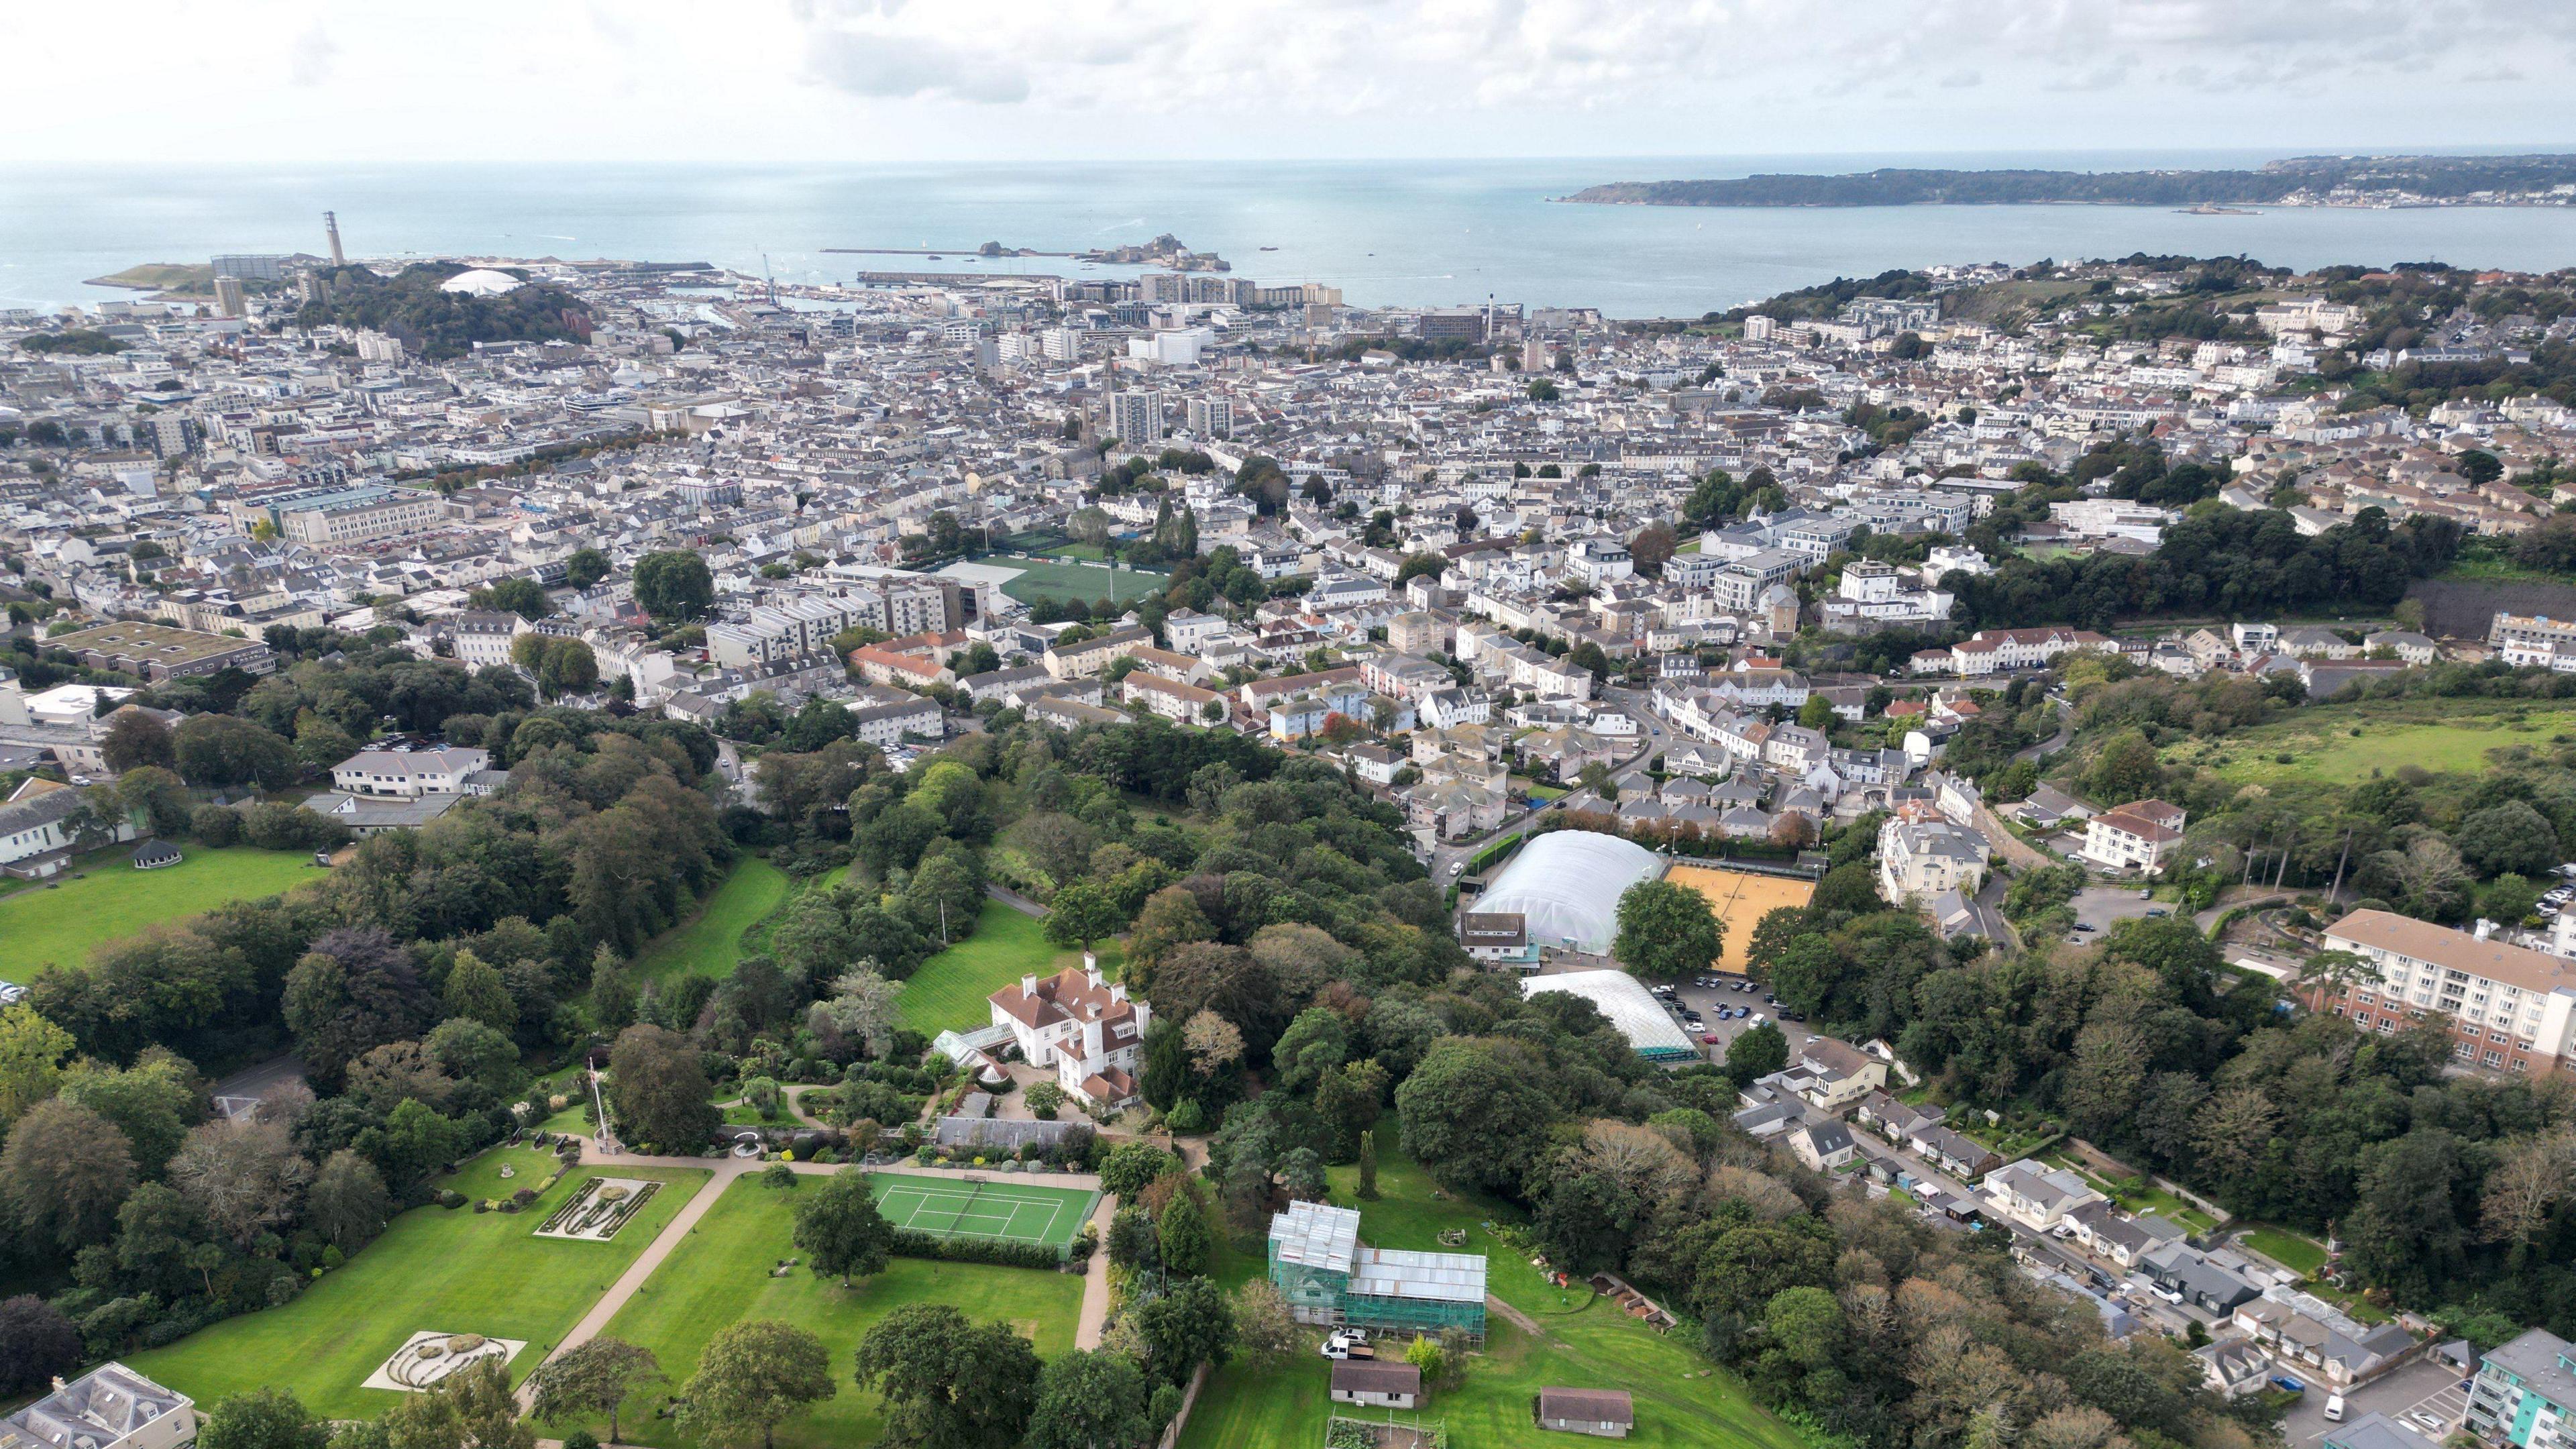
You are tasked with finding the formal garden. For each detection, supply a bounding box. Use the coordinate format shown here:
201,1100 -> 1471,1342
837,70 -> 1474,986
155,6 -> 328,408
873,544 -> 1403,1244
125,1146 -> 708,1418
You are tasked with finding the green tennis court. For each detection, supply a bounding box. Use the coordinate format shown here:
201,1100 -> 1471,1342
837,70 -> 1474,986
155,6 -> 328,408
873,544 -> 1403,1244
869,1175 -> 1097,1250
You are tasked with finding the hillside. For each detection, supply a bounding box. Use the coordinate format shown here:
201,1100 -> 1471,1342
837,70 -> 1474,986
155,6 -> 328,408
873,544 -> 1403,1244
1564,152 -> 2576,207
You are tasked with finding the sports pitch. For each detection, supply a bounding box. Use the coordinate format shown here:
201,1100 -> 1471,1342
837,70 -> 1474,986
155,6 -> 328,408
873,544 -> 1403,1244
869,1175 -> 1098,1249
1664,864 -> 1816,975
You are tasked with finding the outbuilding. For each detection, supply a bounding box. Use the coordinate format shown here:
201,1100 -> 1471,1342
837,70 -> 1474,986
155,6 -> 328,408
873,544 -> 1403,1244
1330,1360 -> 1422,1409
1538,1387 -> 1634,1438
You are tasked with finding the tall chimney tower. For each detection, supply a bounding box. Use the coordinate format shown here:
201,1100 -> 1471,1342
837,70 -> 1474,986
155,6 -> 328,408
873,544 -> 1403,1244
324,211 -> 345,268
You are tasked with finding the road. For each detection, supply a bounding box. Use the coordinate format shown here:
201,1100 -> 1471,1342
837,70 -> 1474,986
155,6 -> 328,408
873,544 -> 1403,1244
2014,695 -> 2076,763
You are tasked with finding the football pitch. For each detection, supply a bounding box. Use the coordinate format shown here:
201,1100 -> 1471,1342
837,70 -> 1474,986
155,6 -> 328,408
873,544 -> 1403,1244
870,1175 -> 1098,1250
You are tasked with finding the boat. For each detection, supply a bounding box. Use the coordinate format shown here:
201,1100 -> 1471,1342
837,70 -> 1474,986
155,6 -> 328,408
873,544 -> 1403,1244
1259,246 -> 1279,252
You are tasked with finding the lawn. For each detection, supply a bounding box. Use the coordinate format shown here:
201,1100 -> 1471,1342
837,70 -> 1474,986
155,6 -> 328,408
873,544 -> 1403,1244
894,901 -> 1124,1034
0,845 -> 319,975
2240,1225 -> 2329,1277
127,1147 -> 707,1419
2161,702 -> 2576,785
1181,1128 -> 1805,1449
996,557 -> 1170,608
576,1175 -> 1086,1449
633,858 -> 790,984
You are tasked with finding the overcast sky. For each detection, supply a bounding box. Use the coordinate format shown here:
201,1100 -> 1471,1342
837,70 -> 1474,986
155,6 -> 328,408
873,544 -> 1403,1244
5,0 -> 2569,166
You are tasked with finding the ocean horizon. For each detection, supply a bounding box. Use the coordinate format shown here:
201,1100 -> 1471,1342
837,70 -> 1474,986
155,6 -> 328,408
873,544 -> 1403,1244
7,153 -> 2576,317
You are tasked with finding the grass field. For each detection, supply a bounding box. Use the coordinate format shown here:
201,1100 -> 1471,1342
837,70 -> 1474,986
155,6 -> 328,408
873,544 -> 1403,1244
2159,702 -> 2576,784
0,845 -> 319,975
871,1175 -> 1097,1248
1180,1128 -> 1805,1449
1664,864 -> 1816,975
2241,1225 -> 2330,1277
127,1147 -> 707,1419
578,1176 -> 1085,1449
894,901 -> 1125,1034
996,557 -> 1170,608
633,858 -> 790,983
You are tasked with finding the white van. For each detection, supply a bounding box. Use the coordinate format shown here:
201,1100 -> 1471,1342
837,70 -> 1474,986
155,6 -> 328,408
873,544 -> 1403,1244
2322,1395 -> 2345,1423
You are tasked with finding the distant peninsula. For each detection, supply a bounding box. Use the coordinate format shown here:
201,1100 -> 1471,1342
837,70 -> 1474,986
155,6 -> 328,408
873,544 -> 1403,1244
1560,154 -> 2576,209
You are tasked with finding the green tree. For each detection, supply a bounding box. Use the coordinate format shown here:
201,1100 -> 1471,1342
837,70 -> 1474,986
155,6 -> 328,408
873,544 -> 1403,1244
1724,1023 -> 1790,1086
1100,1141 -> 1180,1198
852,1303 -> 1041,1449
2455,801 -> 2560,879
633,550 -> 716,623
57,1053 -> 203,1180
0,1005 -> 77,1128
1128,1275 -> 1236,1385
608,1024 -> 718,1154
1038,880 -> 1125,954
305,1148 -> 392,1248
791,1167 -> 895,1287
1394,1038 -> 1554,1193
1796,694 -> 1835,730
1157,1187 -> 1213,1277
199,1388 -> 331,1449
101,710 -> 178,773
2084,730 -> 2163,806
1357,1128 -> 1379,1199
564,547 -> 611,589
0,1097 -> 135,1249
530,1338 -> 663,1444
675,1320 -> 835,1449
1611,878 -> 1723,980
590,945 -> 635,1032
1023,1351 -> 1152,1449
441,951 -> 516,1033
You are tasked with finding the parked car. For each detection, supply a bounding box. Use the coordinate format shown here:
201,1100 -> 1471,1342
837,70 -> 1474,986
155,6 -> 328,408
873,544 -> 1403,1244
2145,908 -> 2168,918
2322,1395 -> 2345,1423
1320,1330 -> 1374,1360
1701,1032 -> 1720,1045
2410,1413 -> 2447,1435
2151,1287 -> 2184,1305
2073,922 -> 2098,932
2269,1377 -> 2305,1395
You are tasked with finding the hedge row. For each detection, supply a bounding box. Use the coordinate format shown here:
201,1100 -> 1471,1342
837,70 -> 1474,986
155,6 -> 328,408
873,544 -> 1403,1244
889,1228 -> 1076,1269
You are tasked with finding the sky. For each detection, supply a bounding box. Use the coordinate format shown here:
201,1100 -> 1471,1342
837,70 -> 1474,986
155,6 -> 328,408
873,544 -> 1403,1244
3,0 -> 2571,166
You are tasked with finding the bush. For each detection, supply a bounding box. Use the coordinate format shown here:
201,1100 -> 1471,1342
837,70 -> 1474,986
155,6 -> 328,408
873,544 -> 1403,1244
889,1228 -> 1064,1269
189,804 -> 244,846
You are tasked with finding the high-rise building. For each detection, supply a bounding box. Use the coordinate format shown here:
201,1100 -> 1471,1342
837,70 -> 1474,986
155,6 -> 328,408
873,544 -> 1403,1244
324,211 -> 345,267
1521,339 -> 1550,372
1041,327 -> 1081,362
211,276 -> 247,319
1186,397 -> 1233,439
356,331 -> 406,364
1110,390 -> 1165,446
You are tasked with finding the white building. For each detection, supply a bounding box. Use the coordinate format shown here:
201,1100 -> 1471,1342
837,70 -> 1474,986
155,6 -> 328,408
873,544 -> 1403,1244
1,1364 -> 196,1449
1109,390 -> 1167,445
1877,810 -> 1990,904
2079,800 -> 2187,875
987,964 -> 1152,1110
331,744 -> 492,798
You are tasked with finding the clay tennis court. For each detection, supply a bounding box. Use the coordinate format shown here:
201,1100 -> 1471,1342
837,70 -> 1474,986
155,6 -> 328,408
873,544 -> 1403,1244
1664,863 -> 1817,974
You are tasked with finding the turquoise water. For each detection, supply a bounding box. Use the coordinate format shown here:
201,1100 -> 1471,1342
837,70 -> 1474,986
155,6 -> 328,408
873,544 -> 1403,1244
6,156 -> 2576,317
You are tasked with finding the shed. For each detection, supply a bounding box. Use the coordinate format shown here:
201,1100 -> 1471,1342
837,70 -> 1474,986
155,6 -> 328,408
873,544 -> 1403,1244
1330,1360 -> 1422,1409
1538,1387 -> 1634,1438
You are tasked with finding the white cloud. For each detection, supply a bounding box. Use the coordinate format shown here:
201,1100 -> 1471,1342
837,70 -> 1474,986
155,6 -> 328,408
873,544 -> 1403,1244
0,0 -> 2569,161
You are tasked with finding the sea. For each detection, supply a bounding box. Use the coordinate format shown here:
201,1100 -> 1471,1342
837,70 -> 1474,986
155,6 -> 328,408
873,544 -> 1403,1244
6,152 -> 2576,319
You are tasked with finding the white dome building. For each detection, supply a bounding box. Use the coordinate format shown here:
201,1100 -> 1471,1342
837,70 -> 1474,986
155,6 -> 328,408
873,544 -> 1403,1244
437,268 -> 524,297
1473,829 -> 1663,955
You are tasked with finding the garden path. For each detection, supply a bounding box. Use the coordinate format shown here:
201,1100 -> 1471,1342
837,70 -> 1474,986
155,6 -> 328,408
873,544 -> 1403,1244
517,1138 -> 1109,1411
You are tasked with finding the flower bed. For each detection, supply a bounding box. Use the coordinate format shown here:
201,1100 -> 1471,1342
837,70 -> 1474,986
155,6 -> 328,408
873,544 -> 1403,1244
533,1177 -> 661,1241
